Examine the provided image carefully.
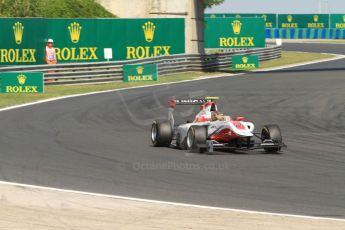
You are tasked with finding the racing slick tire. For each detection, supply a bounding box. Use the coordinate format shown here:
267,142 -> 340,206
151,121 -> 173,147
186,126 -> 208,153
261,124 -> 282,153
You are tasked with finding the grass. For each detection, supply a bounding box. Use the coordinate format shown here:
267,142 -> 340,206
259,51 -> 335,69
0,51 -> 336,109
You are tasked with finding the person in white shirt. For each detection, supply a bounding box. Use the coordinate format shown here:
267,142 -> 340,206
45,38 -> 57,65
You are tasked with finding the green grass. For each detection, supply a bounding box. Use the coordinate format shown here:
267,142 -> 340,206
259,51 -> 334,69
0,51 -> 336,109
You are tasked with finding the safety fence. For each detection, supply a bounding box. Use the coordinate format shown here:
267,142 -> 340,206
266,28 -> 345,39
0,45 -> 281,85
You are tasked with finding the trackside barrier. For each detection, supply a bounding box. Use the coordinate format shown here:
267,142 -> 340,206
266,28 -> 345,39
0,45 -> 282,85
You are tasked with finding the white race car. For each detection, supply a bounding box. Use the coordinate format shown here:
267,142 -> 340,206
151,97 -> 286,153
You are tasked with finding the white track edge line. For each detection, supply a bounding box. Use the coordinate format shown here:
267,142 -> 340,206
0,180 -> 344,222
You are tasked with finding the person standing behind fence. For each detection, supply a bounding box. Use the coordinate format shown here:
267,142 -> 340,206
45,38 -> 57,65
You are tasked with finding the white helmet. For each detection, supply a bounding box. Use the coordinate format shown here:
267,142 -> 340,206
47,38 -> 54,43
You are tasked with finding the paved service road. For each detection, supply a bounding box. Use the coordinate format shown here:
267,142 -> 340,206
0,44 -> 344,218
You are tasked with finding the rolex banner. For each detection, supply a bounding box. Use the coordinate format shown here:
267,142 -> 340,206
206,14 -> 345,30
204,18 -> 266,49
330,14 -> 345,28
0,18 -> 185,65
0,72 -> 44,93
278,14 -> 329,28
0,18 -> 47,65
232,55 -> 259,70
205,14 -> 277,28
123,63 -> 158,82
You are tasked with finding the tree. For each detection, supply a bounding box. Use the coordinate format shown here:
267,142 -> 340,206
204,0 -> 225,8
0,0 -> 39,17
0,0 -> 114,18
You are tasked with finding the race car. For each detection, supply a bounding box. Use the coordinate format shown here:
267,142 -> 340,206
151,97 -> 286,153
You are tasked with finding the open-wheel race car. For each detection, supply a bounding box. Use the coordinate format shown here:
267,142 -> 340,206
151,97 -> 286,154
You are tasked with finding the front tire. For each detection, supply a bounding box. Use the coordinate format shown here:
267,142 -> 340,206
151,121 -> 173,147
186,126 -> 208,153
261,124 -> 282,153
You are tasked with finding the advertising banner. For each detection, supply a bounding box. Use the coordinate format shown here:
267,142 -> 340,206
204,18 -> 265,49
46,18 -> 185,63
0,18 -> 47,65
278,14 -> 329,28
232,55 -> 259,70
330,14 -> 345,28
0,72 -> 44,93
123,63 -> 158,82
205,14 -> 276,28
0,18 -> 185,65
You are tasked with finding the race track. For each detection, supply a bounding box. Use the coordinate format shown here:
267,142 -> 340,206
0,43 -> 344,218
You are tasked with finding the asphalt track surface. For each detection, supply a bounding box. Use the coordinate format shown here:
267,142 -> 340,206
0,43 -> 344,218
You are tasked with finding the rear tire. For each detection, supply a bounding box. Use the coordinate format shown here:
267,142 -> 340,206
151,121 -> 173,147
261,124 -> 282,153
186,126 -> 208,153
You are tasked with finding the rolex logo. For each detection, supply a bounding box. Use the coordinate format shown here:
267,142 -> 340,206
136,66 -> 144,75
287,15 -> 293,23
235,14 -> 241,18
17,74 -> 27,85
142,21 -> 156,43
210,14 -> 216,18
13,22 -> 24,45
68,22 -> 82,43
242,56 -> 248,64
261,15 -> 267,22
232,20 -> 242,35
313,15 -> 319,22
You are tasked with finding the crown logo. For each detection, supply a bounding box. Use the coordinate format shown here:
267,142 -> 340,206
136,66 -> 144,75
313,15 -> 319,22
287,15 -> 293,23
235,14 -> 241,18
17,74 -> 27,85
232,20 -> 242,35
210,14 -> 216,18
261,14 -> 267,22
13,22 -> 24,45
242,56 -> 248,64
68,22 -> 82,43
142,21 -> 156,43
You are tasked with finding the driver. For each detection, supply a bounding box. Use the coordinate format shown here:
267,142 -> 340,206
211,111 -> 225,121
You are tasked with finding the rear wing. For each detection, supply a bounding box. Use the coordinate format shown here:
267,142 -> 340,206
167,97 -> 219,127
168,97 -> 219,108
